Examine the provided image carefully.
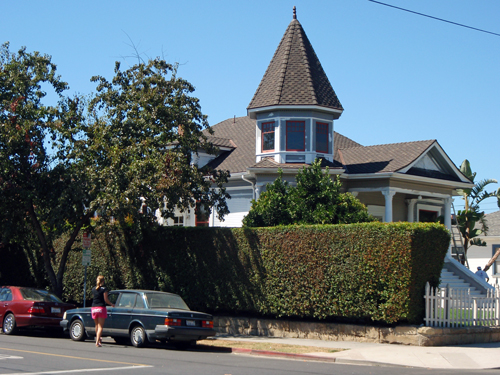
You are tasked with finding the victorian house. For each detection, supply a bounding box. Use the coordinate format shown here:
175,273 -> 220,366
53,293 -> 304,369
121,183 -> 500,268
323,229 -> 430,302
164,9 -> 474,263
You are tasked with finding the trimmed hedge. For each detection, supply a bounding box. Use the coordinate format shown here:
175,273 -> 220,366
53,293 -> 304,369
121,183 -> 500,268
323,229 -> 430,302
55,222 -> 448,325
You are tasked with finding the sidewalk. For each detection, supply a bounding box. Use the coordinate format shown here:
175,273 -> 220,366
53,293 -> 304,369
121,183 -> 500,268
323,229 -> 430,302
214,335 -> 500,369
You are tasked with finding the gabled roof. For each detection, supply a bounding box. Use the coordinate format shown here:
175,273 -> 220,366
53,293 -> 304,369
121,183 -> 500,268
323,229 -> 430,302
482,211 -> 500,237
204,116 -> 471,187
247,11 -> 343,113
336,140 -> 469,183
204,116 -> 256,173
337,140 -> 437,175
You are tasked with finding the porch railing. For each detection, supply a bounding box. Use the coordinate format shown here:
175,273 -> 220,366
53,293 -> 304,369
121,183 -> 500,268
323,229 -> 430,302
424,282 -> 500,327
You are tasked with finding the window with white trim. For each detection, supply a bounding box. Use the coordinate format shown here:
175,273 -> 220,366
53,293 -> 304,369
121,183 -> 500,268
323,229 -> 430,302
262,121 -> 275,152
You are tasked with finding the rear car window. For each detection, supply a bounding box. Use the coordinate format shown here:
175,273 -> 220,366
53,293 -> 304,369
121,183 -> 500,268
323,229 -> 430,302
0,288 -> 12,302
145,293 -> 189,310
20,288 -> 63,302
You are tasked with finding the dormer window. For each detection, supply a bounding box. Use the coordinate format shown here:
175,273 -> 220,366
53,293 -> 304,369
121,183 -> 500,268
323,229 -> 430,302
262,121 -> 275,152
286,121 -> 305,151
316,122 -> 328,153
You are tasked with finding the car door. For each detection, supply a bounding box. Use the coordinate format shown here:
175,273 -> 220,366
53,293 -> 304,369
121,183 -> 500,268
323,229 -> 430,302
101,292 -> 119,336
107,292 -> 137,337
0,288 -> 13,325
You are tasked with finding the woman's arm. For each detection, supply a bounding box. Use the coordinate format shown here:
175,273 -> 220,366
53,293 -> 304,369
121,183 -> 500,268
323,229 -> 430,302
103,291 -> 115,307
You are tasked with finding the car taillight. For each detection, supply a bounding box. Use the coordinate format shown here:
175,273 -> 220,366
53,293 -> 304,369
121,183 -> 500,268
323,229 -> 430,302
202,320 -> 213,329
28,306 -> 45,314
164,318 -> 181,326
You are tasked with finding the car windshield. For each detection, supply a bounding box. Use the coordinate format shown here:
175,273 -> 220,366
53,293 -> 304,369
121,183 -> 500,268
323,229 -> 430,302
20,288 -> 63,303
145,293 -> 189,310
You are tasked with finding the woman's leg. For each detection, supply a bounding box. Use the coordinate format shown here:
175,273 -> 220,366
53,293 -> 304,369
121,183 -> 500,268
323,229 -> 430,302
95,317 -> 105,346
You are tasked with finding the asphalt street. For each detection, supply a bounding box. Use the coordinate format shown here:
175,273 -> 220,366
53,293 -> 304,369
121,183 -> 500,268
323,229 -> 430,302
0,331 -> 496,375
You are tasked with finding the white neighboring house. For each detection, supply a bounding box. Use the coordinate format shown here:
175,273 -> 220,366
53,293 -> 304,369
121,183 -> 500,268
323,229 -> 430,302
466,211 -> 500,286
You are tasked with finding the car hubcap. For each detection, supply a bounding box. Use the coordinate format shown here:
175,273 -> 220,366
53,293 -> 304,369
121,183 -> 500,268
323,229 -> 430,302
72,324 -> 82,338
4,316 -> 13,332
133,329 -> 143,344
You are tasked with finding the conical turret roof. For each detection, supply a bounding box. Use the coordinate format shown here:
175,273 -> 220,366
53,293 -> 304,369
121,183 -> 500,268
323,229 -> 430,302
248,9 -> 343,113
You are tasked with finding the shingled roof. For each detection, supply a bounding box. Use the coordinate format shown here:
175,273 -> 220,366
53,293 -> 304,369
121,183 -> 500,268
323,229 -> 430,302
482,211 -> 500,237
247,9 -> 343,112
337,140 -> 437,175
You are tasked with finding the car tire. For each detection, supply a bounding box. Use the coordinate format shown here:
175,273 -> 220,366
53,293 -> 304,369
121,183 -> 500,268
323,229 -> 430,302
130,325 -> 147,348
69,319 -> 86,341
2,313 -> 17,335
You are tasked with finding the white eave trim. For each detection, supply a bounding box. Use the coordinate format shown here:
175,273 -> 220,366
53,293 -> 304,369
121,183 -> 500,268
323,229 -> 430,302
397,142 -> 470,184
341,171 -> 474,189
247,105 -> 343,119
248,167 -> 345,175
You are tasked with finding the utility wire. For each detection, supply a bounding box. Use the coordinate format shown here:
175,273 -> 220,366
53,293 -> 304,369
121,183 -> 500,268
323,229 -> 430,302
368,0 -> 500,37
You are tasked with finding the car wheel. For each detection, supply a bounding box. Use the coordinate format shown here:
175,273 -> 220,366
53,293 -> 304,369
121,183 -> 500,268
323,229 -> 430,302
113,337 -> 130,345
130,325 -> 147,348
3,313 -> 17,335
69,319 -> 86,341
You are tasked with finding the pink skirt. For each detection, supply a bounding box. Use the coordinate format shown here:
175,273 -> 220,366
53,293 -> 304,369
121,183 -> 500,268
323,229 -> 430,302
91,306 -> 107,319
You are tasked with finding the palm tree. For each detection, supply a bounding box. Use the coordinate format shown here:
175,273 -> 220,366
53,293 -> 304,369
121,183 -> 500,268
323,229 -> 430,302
456,159 -> 500,257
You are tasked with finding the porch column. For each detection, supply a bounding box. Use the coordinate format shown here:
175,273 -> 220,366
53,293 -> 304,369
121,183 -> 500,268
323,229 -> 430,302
382,189 -> 396,222
443,197 -> 452,231
407,199 -> 417,222
444,196 -> 453,257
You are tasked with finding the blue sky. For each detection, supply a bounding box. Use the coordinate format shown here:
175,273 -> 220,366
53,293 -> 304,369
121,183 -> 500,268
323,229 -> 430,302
2,0 -> 499,213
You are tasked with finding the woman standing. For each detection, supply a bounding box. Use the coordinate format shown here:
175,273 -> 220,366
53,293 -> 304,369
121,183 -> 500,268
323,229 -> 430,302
91,275 -> 115,347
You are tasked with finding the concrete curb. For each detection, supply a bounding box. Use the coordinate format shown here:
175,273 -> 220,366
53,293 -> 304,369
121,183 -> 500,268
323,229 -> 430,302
228,347 -> 408,367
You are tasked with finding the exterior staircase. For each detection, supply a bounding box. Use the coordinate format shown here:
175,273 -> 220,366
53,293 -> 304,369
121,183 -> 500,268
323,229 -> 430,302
438,258 -> 493,297
439,266 -> 483,296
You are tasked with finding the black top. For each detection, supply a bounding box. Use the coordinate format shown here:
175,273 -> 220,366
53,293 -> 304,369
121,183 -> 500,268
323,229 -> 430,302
92,286 -> 108,307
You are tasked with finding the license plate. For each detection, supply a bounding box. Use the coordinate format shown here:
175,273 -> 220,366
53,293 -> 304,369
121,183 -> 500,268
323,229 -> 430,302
51,307 -> 61,313
186,320 -> 196,326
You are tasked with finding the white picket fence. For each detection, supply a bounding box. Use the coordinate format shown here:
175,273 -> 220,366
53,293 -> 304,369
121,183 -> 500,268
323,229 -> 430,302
424,282 -> 500,327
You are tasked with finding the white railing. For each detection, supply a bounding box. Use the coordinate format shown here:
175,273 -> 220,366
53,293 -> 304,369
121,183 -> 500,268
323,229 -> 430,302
424,282 -> 500,327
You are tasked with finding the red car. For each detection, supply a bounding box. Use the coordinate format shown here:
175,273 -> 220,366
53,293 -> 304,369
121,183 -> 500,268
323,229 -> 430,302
0,286 -> 75,335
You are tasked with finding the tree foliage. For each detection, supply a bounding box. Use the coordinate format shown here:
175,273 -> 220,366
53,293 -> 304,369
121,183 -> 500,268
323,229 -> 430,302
78,59 -> 230,236
243,159 -> 374,227
0,42 -> 86,295
0,43 -> 229,296
456,159 -> 500,255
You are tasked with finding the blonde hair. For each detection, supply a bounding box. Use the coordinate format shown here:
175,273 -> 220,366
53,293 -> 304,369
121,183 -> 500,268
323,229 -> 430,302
95,275 -> 105,291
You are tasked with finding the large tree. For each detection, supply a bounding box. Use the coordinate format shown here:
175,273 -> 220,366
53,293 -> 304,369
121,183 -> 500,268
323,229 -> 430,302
456,159 -> 499,257
1,44 -> 229,296
0,42 -> 87,295
243,159 -> 373,227
76,58 -> 230,237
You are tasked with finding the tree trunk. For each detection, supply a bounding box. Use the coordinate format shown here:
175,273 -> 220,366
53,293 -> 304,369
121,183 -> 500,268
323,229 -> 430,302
55,213 -> 92,297
27,200 -> 58,293
484,247 -> 500,272
27,200 -> 92,298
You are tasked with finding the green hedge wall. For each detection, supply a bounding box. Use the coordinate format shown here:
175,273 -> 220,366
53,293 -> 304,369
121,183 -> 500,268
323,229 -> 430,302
57,222 -> 448,325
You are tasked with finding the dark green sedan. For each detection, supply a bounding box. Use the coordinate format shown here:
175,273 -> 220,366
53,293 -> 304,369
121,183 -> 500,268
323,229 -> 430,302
60,290 -> 216,347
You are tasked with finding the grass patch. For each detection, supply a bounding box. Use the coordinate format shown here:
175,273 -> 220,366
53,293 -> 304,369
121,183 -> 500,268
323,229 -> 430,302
197,339 -> 343,354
